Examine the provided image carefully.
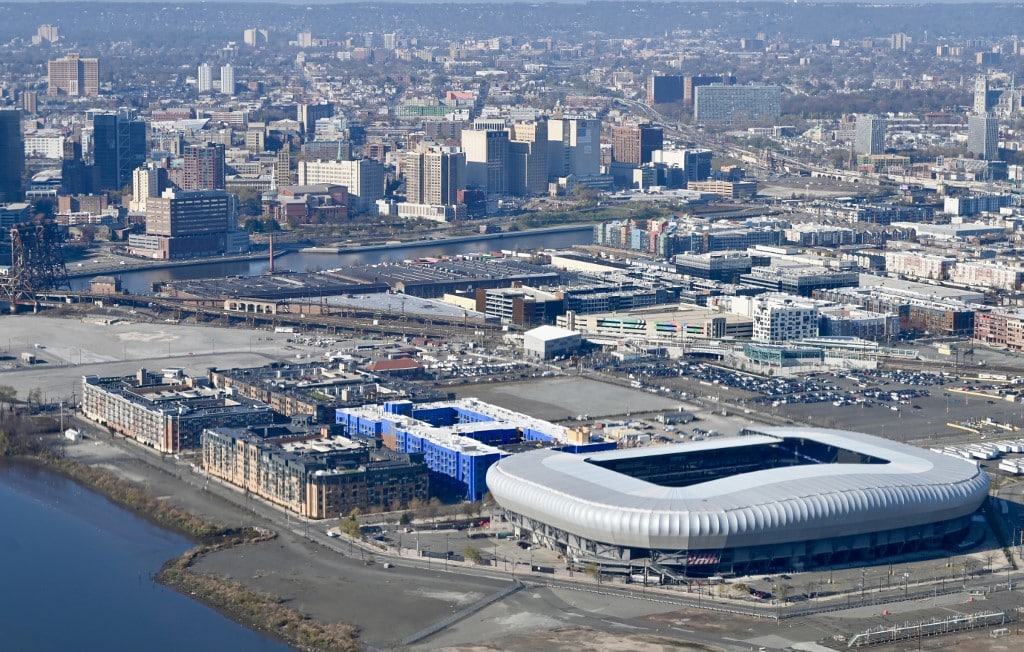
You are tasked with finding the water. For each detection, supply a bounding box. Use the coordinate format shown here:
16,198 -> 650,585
0,462 -> 292,652
68,227 -> 592,294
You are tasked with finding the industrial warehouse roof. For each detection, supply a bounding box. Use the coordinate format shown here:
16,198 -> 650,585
524,325 -> 580,342
486,427 -> 989,551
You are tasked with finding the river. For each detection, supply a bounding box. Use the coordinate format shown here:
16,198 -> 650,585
69,227 -> 593,294
0,462 -> 292,652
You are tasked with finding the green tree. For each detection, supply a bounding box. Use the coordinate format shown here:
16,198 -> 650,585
463,546 -> 482,565
339,507 -> 362,537
27,388 -> 43,406
339,516 -> 360,538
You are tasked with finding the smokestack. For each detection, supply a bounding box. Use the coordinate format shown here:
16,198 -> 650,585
268,235 -> 274,275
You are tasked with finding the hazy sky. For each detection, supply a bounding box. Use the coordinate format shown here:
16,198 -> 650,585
0,0 -> 997,3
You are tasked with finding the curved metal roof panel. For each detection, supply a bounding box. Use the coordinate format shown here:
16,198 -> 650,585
486,427 -> 989,550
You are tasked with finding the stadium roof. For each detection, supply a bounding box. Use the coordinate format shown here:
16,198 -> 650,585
487,427 -> 988,551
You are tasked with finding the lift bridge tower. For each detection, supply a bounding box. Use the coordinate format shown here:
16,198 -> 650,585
0,221 -> 70,310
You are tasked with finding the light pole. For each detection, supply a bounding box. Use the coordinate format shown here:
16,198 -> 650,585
445,533 -> 449,570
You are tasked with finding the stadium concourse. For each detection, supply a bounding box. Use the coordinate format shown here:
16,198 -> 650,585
486,427 -> 990,577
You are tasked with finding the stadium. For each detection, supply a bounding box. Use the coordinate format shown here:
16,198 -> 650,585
486,427 -> 990,576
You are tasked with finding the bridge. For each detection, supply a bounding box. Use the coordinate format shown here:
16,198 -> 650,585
0,222 -> 69,311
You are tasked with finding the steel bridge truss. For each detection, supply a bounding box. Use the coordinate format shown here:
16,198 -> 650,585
0,222 -> 69,305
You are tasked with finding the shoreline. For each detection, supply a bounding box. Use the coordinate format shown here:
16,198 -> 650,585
65,249 -> 291,280
301,223 -> 593,254
14,452 -> 361,652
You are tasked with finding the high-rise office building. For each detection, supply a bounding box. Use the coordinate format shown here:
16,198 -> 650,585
693,84 -> 781,126
0,109 -> 25,203
92,110 -> 148,191
130,188 -> 247,260
60,137 -> 90,196
243,28 -> 268,46
130,163 -> 166,213
547,117 -> 600,178
32,24 -> 59,45
647,75 -> 684,104
245,123 -> 266,152
404,148 -> 464,205
47,53 -> 99,97
462,130 -> 509,195
383,32 -> 398,50
21,90 -> 37,115
611,122 -> 663,165
298,102 -> 334,135
182,142 -> 226,191
146,189 -> 231,237
652,148 -> 713,185
974,77 -> 989,114
854,114 -> 886,155
275,144 -> 293,187
968,114 -> 1000,160
220,64 -> 235,95
298,159 -> 384,214
508,119 -> 549,196
197,63 -> 212,94
684,75 -> 736,108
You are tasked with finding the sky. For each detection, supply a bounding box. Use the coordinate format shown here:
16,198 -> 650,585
0,0 -> 999,3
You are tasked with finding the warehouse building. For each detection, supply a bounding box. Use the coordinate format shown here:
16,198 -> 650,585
523,325 -> 582,360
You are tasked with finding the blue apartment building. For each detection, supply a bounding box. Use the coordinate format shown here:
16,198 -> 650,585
336,398 -> 612,500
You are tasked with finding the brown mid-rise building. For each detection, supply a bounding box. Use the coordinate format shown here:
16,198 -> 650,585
202,426 -> 429,519
975,309 -> 1024,350
611,122 -> 663,165
47,53 -> 99,97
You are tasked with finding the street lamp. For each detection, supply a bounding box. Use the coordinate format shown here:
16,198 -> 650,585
445,533 -> 449,570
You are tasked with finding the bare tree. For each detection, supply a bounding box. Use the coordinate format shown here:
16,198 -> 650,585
0,385 -> 17,416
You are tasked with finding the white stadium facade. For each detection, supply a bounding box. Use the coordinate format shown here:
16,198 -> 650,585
486,427 -> 989,576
